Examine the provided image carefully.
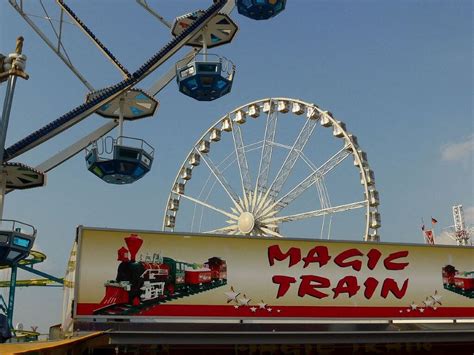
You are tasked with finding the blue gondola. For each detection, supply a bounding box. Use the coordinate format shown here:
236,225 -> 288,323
236,0 -> 286,20
0,220 -> 36,265
176,53 -> 235,101
85,136 -> 154,185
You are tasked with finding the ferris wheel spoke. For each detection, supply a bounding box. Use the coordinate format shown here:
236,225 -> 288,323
191,172 -> 216,232
262,200 -> 368,224
257,226 -> 285,238
195,148 -> 241,207
178,193 -> 238,220
231,119 -> 252,197
267,116 -> 318,200
255,104 -> 278,197
273,147 -> 351,210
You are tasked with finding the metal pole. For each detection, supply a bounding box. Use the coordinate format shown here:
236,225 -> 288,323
7,264 -> 17,329
0,75 -> 18,162
0,172 -> 6,220
203,27 -> 207,61
118,97 -> 124,145
135,0 -> 172,29
17,264 -> 64,285
0,75 -> 18,220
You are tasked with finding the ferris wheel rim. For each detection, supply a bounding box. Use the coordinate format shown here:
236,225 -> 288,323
163,97 -> 379,241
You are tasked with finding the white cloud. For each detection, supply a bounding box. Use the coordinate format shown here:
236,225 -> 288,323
464,206 -> 474,224
435,230 -> 457,245
441,134 -> 474,162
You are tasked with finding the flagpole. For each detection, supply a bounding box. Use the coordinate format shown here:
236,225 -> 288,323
421,218 -> 426,244
431,217 -> 438,245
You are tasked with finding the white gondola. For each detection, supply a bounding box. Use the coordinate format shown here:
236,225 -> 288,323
369,212 -> 381,229
320,112 -> 332,127
174,183 -> 185,194
234,110 -> 246,124
262,101 -> 272,113
181,167 -> 192,180
189,153 -> 201,166
165,215 -> 176,228
198,140 -> 210,153
210,128 -> 221,142
354,149 -> 368,167
367,231 -> 380,242
248,104 -> 260,118
361,168 -> 375,186
367,189 -> 380,206
291,102 -> 305,115
168,199 -> 180,211
277,100 -> 289,113
333,121 -> 346,138
221,117 -> 232,132
307,106 -> 320,120
345,134 -> 359,152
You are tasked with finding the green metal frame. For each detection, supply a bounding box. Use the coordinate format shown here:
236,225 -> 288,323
3,264 -> 63,329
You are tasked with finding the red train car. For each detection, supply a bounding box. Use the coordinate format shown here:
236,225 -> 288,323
185,268 -> 212,284
442,265 -> 457,286
454,273 -> 474,291
442,265 -> 474,299
206,256 -> 227,281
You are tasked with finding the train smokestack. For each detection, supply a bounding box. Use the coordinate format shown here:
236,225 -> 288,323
124,234 -> 143,262
117,247 -> 129,262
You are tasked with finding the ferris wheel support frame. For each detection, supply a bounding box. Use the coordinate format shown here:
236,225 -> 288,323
0,76 -> 19,218
4,0 -> 229,164
136,0 -> 173,29
5,1 -> 231,180
8,0 -> 95,91
56,0 -> 131,79
1,250 -> 64,329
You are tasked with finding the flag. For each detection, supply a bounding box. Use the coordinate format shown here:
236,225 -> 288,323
431,217 -> 438,224
424,230 -> 435,245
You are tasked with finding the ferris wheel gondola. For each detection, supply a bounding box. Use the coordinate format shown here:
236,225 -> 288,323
236,0 -> 286,21
172,9 -> 238,101
84,89 -> 158,184
164,98 -> 381,241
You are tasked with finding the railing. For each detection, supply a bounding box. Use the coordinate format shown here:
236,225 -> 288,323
0,219 -> 36,237
218,55 -> 236,80
86,136 -> 154,160
176,53 -> 236,81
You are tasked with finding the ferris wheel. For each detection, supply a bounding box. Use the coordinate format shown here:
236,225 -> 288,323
164,98 -> 381,241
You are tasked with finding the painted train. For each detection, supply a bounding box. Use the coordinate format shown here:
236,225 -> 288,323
95,234 -> 227,311
442,265 -> 474,299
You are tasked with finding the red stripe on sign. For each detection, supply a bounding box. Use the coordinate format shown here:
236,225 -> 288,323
76,303 -> 474,318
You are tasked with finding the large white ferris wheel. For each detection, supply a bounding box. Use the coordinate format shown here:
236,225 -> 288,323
164,98 -> 381,241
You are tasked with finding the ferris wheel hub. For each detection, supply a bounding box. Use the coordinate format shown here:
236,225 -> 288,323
238,212 -> 255,234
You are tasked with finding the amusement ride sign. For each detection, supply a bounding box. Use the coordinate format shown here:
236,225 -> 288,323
73,227 -> 474,320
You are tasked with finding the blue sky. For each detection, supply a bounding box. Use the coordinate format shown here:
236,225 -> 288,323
0,0 -> 472,333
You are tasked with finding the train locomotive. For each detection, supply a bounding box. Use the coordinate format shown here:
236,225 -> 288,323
94,234 -> 227,314
442,265 -> 474,299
